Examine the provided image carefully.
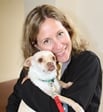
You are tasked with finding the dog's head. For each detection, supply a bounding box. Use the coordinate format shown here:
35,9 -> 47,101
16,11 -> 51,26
24,51 -> 57,80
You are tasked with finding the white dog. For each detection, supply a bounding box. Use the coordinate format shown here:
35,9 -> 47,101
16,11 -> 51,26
18,51 -> 84,112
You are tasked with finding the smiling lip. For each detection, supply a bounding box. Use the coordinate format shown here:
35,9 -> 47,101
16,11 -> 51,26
55,50 -> 65,57
54,45 -> 67,58
55,47 -> 66,56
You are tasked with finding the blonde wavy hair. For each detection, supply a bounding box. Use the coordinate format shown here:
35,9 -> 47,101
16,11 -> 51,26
22,4 -> 87,59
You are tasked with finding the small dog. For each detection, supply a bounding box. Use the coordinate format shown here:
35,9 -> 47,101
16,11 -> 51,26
18,51 -> 84,112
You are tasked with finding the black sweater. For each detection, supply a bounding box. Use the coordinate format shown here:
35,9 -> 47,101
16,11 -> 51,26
7,51 -> 102,112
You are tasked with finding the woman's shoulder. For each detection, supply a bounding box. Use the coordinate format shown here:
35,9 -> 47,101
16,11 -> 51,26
74,50 -> 100,61
71,50 -> 101,68
80,50 -> 98,57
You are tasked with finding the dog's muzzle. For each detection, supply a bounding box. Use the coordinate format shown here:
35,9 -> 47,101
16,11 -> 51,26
47,62 -> 55,71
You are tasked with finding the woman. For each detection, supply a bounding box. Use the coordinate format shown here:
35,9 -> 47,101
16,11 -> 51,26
7,4 -> 102,112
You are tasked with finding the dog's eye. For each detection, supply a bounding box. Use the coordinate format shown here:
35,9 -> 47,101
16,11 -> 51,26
52,56 -> 56,61
38,58 -> 43,63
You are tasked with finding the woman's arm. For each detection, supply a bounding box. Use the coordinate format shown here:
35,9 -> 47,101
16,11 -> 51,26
61,51 -> 102,112
20,79 -> 59,112
6,68 -> 59,112
6,68 -> 28,112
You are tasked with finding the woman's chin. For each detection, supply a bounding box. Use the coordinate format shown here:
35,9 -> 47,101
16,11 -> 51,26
57,51 -> 70,62
57,55 -> 69,62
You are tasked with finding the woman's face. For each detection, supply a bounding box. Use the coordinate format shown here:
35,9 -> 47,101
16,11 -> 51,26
36,18 -> 72,63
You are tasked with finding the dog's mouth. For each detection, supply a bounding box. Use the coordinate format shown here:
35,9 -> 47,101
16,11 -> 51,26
47,62 -> 55,71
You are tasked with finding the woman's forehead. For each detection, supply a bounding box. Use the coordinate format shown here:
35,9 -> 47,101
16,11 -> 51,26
37,18 -> 65,38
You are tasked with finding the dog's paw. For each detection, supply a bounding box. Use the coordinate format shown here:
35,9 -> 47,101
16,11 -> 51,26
67,82 -> 73,88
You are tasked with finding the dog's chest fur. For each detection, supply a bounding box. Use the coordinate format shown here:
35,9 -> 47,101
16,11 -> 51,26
32,77 -> 61,97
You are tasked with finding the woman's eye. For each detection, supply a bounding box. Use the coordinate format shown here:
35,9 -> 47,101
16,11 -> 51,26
43,39 -> 51,45
58,32 -> 64,37
44,39 -> 49,44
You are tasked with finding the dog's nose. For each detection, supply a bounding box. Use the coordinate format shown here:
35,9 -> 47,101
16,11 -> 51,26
47,62 -> 55,71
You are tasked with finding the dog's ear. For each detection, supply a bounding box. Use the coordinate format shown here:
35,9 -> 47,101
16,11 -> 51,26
24,57 -> 32,67
56,62 -> 62,79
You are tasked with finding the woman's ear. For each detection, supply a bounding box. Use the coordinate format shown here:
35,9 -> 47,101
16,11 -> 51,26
24,57 -> 32,67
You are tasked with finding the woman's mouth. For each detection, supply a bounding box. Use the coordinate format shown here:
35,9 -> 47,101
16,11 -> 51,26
55,50 -> 65,57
